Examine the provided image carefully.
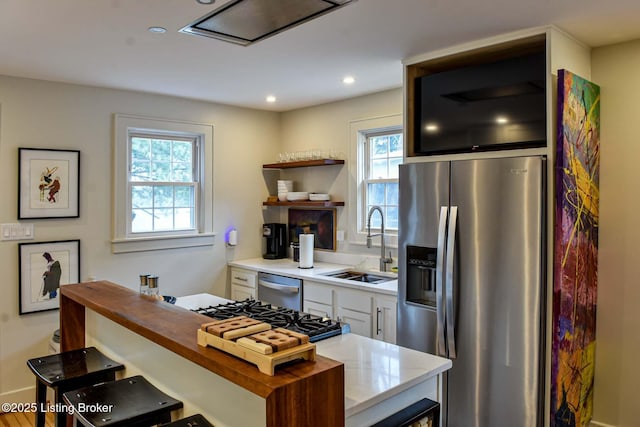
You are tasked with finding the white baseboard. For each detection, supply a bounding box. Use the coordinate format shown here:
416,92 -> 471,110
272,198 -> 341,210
0,386 -> 35,408
590,420 -> 617,427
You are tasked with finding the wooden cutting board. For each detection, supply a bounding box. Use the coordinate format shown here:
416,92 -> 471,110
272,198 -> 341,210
236,328 -> 310,354
200,316 -> 271,339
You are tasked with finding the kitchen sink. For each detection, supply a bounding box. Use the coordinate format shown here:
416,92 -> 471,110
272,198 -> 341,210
325,271 -> 395,284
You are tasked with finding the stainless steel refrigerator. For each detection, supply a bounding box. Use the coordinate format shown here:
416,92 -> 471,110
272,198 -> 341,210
397,156 -> 546,427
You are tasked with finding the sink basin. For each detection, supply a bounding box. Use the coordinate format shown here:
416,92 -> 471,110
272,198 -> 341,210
325,271 -> 395,284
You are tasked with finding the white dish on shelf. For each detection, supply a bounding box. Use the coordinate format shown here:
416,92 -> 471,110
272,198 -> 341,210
309,193 -> 331,201
278,194 -> 288,202
286,192 -> 309,201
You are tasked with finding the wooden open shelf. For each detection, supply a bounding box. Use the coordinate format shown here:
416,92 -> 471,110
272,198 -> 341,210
263,159 -> 345,169
263,200 -> 344,207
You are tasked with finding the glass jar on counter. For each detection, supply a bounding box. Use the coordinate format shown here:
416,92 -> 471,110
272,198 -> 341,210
139,274 -> 150,295
147,276 -> 159,296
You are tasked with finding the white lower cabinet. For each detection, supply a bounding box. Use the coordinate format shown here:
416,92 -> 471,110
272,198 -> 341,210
297,278 -> 399,343
336,288 -> 374,338
373,295 -> 397,344
230,267 -> 257,300
303,280 -> 334,319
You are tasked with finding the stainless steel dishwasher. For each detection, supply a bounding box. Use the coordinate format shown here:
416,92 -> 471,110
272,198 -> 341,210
257,272 -> 302,311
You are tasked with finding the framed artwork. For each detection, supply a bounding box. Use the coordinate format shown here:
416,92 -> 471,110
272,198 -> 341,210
18,148 -> 80,219
551,70 -> 600,427
18,240 -> 80,315
288,208 -> 336,251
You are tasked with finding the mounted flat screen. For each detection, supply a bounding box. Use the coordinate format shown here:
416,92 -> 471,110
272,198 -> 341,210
414,50 -> 547,155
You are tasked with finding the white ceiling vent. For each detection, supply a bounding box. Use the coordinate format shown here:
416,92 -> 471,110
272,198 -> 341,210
180,0 -> 356,46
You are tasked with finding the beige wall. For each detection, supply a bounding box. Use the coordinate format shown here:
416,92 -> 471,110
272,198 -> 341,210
279,88 -> 403,254
591,40 -> 640,427
0,75 -> 279,402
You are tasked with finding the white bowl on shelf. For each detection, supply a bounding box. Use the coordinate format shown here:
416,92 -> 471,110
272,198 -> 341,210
309,193 -> 331,201
286,192 -> 309,201
278,193 -> 289,202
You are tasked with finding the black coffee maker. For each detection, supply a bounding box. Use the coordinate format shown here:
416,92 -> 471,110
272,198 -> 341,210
263,223 -> 287,259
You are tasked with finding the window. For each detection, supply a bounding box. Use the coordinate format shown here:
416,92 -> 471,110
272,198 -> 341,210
348,114 -> 402,247
364,130 -> 403,231
129,133 -> 198,234
113,114 -> 215,253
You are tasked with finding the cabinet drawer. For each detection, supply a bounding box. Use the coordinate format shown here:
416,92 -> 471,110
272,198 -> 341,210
337,289 -> 373,314
231,268 -> 257,288
304,282 -> 333,305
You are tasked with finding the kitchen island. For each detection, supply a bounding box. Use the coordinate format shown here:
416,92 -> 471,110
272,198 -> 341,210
60,281 -> 450,426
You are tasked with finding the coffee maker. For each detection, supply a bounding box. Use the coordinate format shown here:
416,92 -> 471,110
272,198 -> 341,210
263,223 -> 287,259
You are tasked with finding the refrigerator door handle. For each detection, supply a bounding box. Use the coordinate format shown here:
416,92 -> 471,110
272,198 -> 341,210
436,206 -> 448,357
445,206 -> 458,359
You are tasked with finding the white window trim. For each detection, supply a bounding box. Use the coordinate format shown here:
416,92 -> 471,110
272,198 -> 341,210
348,114 -> 402,249
112,114 -> 215,253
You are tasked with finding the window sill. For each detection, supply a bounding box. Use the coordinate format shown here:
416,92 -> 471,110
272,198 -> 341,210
111,232 -> 216,254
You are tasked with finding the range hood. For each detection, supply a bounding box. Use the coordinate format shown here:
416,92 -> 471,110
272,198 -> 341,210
180,0 -> 356,46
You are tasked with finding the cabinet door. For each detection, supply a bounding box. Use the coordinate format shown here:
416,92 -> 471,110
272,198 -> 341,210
231,284 -> 255,301
374,295 -> 397,344
337,307 -> 372,338
304,300 -> 333,319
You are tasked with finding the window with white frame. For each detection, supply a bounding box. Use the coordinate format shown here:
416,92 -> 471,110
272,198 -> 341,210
129,133 -> 198,234
113,114 -> 215,253
363,130 -> 403,232
348,114 -> 403,248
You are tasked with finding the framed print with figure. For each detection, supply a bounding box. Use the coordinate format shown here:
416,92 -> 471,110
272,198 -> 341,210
18,240 -> 80,315
18,148 -> 80,219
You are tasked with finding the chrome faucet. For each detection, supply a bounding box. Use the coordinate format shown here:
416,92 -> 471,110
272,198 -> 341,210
366,206 -> 393,272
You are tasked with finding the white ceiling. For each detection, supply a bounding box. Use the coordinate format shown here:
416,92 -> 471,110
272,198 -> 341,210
1,0 -> 640,112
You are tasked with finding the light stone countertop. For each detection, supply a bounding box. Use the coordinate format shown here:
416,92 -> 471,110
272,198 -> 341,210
228,257 -> 398,296
315,333 -> 451,417
176,294 -> 451,420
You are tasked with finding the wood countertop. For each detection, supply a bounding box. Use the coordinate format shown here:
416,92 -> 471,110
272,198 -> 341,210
60,281 -> 345,427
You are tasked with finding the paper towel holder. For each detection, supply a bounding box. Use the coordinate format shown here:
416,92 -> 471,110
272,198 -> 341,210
298,233 -> 314,269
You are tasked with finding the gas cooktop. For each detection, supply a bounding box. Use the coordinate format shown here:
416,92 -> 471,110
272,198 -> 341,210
192,299 -> 346,343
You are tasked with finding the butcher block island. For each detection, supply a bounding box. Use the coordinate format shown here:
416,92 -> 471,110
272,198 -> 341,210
60,281 -> 450,427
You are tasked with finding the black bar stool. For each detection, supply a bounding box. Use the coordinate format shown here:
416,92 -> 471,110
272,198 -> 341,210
63,375 -> 183,427
27,346 -> 125,427
162,414 -> 214,427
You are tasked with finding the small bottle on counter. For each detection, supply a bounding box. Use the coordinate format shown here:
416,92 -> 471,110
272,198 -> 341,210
147,276 -> 159,296
139,274 -> 150,295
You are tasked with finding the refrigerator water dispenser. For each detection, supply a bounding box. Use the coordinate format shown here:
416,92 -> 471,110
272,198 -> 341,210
406,245 -> 437,307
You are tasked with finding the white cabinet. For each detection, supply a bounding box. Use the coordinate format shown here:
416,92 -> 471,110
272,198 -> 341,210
302,278 -> 398,343
303,280 -> 334,319
336,288 -> 374,338
374,295 -> 397,344
230,268 -> 257,300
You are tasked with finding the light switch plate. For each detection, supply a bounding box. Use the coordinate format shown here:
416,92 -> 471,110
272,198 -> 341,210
0,223 -> 35,241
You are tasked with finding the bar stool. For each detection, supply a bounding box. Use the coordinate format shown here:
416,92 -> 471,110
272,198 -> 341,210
161,414 -> 214,427
63,375 -> 183,427
27,346 -> 125,427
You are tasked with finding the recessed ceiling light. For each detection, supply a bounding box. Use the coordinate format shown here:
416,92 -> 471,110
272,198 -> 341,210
343,76 -> 355,85
496,116 -> 509,124
148,26 -> 167,34
196,0 -> 215,4
266,95 -> 276,103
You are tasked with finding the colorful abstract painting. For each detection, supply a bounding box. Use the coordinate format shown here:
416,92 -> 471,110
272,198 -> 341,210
551,70 -> 600,427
